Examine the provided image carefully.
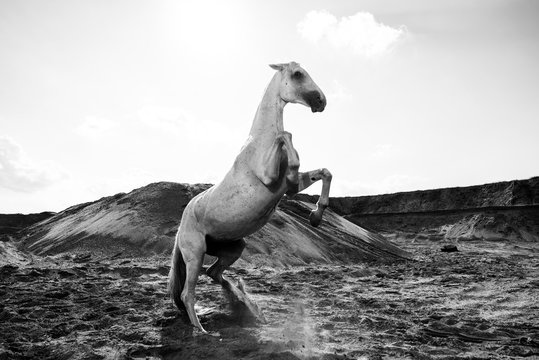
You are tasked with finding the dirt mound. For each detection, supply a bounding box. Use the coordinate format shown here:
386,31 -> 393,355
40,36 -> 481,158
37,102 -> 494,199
300,176 -> 539,215
441,210 -> 539,241
0,212 -> 54,237
0,241 -> 31,266
346,206 -> 539,243
297,177 -> 539,242
17,183 -> 210,257
244,198 -> 410,266
17,182 -> 410,265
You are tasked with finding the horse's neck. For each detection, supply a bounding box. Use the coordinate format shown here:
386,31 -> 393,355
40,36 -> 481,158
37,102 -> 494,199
248,73 -> 285,141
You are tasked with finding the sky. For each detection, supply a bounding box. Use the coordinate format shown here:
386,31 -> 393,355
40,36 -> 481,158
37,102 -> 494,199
1,0 -> 538,214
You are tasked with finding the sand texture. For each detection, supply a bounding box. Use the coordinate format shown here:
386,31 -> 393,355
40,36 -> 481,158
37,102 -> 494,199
1,239 -> 538,359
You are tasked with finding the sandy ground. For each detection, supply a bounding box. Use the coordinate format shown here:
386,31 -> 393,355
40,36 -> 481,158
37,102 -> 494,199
1,239 -> 538,359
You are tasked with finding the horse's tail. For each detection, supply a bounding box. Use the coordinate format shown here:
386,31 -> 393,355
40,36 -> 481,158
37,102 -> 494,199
168,237 -> 187,313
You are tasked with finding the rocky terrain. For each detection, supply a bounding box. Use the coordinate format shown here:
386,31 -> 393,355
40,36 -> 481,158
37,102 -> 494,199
1,177 -> 538,359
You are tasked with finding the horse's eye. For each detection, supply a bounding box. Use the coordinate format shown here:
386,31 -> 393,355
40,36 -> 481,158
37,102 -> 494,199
292,71 -> 303,80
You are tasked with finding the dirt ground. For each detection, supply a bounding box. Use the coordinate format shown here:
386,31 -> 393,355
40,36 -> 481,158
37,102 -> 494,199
1,239 -> 538,359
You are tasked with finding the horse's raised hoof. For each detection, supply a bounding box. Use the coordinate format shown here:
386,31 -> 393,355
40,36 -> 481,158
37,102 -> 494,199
309,210 -> 322,227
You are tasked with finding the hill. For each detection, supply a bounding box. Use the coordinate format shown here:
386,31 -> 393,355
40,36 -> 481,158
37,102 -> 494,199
9,177 -> 539,266
16,182 -> 410,266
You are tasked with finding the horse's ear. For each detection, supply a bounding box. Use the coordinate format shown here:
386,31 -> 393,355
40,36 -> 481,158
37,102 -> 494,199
269,63 -> 286,71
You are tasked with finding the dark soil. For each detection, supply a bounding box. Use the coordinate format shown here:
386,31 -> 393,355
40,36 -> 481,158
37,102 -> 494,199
1,239 -> 538,359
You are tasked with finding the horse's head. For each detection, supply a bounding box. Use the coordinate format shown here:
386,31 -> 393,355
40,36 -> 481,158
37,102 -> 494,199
269,62 -> 326,113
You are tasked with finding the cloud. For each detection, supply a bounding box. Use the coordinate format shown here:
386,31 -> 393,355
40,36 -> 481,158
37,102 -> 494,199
75,116 -> 118,138
137,106 -> 194,134
297,10 -> 407,58
137,105 -> 243,145
0,136 -> 68,192
369,143 -> 393,160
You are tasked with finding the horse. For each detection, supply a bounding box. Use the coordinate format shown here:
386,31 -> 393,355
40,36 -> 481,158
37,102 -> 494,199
168,62 -> 331,333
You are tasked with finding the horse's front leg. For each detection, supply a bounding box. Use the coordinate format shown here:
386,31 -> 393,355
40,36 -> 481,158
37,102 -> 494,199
254,131 -> 299,187
279,132 -> 300,186
288,168 -> 332,227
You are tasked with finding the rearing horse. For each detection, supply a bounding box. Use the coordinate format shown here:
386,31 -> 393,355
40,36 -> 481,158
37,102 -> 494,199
169,62 -> 332,332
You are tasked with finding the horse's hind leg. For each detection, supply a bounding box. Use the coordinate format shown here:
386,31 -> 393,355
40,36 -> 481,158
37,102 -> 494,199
206,238 -> 245,284
205,238 -> 265,321
178,227 -> 207,332
288,168 -> 332,227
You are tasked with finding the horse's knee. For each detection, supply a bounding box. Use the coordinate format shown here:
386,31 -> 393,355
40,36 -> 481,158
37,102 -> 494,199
321,168 -> 332,181
318,199 -> 329,208
277,131 -> 293,142
286,180 -> 300,195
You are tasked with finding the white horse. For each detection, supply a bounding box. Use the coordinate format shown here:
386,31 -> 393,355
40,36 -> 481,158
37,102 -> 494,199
169,62 -> 331,333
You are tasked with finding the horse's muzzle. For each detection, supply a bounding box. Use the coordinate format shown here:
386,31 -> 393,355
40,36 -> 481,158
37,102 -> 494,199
311,103 -> 326,113
304,91 -> 326,113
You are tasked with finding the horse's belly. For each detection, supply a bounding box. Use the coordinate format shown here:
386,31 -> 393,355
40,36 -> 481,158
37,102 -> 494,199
211,218 -> 271,240
198,181 -> 282,239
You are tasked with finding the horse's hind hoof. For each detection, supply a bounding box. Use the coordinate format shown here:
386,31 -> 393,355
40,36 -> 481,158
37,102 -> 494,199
258,313 -> 268,324
309,210 -> 322,227
193,327 -> 209,336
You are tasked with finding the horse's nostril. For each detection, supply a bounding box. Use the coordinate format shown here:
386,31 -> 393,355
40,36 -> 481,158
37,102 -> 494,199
305,91 -> 326,111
